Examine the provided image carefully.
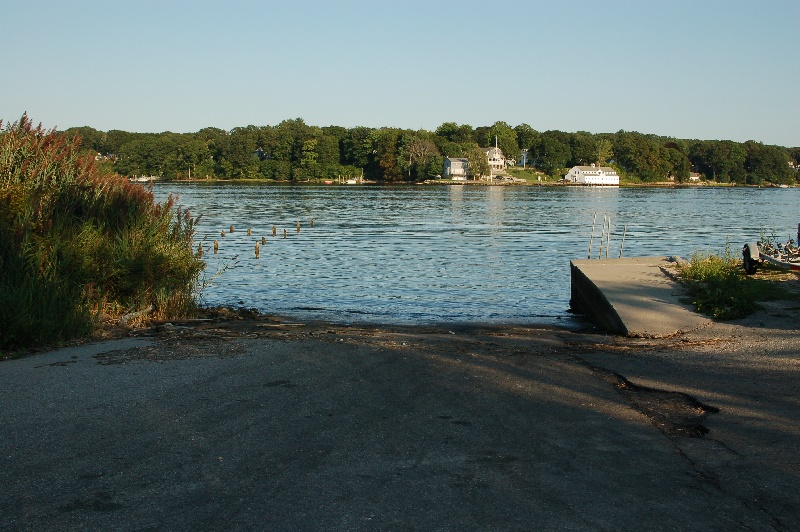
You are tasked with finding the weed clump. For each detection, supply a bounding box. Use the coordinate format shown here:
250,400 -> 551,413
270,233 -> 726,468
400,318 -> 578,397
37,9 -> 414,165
676,250 -> 754,319
0,115 -> 204,350
675,243 -> 797,320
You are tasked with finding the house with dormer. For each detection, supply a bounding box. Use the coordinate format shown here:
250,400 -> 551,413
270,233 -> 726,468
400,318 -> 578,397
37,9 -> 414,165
564,164 -> 619,185
482,146 -> 507,173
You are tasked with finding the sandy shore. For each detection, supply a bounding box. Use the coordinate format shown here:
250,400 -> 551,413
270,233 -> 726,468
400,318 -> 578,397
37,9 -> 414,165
1,302 -> 798,529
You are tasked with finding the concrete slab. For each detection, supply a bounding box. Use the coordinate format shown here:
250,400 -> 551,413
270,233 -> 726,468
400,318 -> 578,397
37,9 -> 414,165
570,256 -> 710,337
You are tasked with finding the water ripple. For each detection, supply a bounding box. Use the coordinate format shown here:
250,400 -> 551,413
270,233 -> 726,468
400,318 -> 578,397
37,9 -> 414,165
156,184 -> 799,325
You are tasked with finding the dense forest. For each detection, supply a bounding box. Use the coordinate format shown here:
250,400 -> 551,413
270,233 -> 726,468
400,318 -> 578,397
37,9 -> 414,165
64,120 -> 800,185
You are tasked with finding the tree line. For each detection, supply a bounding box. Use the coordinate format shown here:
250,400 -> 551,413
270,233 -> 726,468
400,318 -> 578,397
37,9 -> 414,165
65,120 -> 800,185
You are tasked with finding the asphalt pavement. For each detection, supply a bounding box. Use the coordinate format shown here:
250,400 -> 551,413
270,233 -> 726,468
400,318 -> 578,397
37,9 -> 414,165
1,314 -> 797,530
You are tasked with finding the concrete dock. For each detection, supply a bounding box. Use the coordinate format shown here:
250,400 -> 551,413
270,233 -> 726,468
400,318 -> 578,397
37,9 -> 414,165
570,256 -> 710,337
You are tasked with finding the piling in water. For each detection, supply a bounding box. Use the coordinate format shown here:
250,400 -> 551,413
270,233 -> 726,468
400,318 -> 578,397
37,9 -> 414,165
254,241 -> 260,258
261,236 -> 266,245
214,240 -> 219,253
283,229 -> 287,239
272,226 -> 277,237
247,228 -> 252,236
230,225 -> 235,233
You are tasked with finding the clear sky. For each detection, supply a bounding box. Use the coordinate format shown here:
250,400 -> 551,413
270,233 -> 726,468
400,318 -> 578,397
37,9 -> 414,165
2,0 -> 798,146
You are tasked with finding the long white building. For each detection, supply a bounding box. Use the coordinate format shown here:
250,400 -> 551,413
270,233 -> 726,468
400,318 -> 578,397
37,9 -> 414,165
564,164 -> 619,185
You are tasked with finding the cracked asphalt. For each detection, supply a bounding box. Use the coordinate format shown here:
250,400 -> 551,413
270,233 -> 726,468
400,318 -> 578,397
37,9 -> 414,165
1,303 -> 798,530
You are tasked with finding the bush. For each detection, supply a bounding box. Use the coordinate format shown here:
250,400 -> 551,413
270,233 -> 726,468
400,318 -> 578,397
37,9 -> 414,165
675,249 -> 755,319
0,115 -> 204,350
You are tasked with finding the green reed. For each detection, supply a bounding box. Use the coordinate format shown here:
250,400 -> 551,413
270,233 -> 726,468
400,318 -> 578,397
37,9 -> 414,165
0,115 -> 204,350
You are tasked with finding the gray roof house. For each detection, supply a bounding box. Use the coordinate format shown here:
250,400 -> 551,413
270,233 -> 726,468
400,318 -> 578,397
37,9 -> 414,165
443,157 -> 469,180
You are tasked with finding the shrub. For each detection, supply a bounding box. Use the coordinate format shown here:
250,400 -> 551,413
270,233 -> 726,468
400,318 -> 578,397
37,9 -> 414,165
0,115 -> 204,350
675,249 -> 755,319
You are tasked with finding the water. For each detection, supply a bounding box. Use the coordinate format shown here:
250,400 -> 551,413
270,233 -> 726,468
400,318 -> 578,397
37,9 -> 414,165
153,184 -> 799,326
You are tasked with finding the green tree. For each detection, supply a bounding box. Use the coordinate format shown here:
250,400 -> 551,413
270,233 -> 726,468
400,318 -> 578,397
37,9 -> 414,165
400,135 -> 441,181
216,126 -> 259,179
466,145 -> 490,179
613,131 -> 669,182
298,138 -> 319,180
663,145 -> 690,182
531,131 -> 572,175
435,122 -> 474,144
343,126 -> 376,169
570,132 -> 598,166
596,137 -> 613,165
514,123 -> 539,152
743,141 -> 793,184
473,126 -> 491,147
488,121 -> 519,165
373,128 -> 403,182
689,140 -> 746,183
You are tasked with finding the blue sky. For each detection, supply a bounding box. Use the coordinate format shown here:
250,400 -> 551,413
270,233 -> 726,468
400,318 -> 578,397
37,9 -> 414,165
2,0 -> 798,146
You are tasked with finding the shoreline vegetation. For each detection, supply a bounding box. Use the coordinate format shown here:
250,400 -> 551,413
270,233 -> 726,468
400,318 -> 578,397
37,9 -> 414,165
61,117 -> 798,187
0,115 -> 204,352
158,174 -> 796,188
2,114 -> 798,354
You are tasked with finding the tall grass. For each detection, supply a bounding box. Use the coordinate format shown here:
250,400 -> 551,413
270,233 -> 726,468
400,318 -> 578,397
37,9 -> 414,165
675,247 -> 753,319
675,242 -> 795,320
0,115 -> 204,350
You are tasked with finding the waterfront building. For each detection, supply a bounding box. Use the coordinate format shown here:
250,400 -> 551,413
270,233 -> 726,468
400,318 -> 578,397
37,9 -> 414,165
482,146 -> 507,173
564,164 -> 620,185
443,157 -> 469,180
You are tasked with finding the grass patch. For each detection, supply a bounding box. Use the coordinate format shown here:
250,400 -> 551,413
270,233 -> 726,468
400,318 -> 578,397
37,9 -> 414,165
675,246 -> 800,320
507,168 -> 549,183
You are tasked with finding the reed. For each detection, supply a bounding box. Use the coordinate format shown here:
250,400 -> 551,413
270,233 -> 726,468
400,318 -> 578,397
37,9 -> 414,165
0,115 -> 204,349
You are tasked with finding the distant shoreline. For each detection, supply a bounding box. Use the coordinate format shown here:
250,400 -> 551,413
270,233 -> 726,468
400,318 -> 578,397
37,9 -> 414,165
157,177 -> 795,189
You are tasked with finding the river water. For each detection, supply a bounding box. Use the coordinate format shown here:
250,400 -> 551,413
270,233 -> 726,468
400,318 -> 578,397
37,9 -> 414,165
153,184 -> 799,326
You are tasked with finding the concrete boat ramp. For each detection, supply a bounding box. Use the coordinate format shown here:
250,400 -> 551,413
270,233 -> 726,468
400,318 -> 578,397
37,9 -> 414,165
570,256 -> 710,337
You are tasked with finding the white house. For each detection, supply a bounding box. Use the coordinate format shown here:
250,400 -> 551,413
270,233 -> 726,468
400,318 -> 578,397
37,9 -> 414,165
482,146 -> 507,173
564,164 -> 619,185
443,157 -> 469,180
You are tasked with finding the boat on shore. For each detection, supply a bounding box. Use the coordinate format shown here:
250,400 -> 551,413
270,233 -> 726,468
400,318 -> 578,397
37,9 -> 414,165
743,239 -> 800,273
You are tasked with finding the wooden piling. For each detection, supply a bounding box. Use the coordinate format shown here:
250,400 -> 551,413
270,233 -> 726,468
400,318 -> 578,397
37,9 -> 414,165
197,243 -> 203,256
310,219 -> 315,227
230,225 -> 235,233
272,226 -> 277,236
283,229 -> 287,238
247,228 -> 252,236
213,240 -> 219,254
296,221 -> 301,233
261,236 -> 267,245
254,241 -> 260,258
